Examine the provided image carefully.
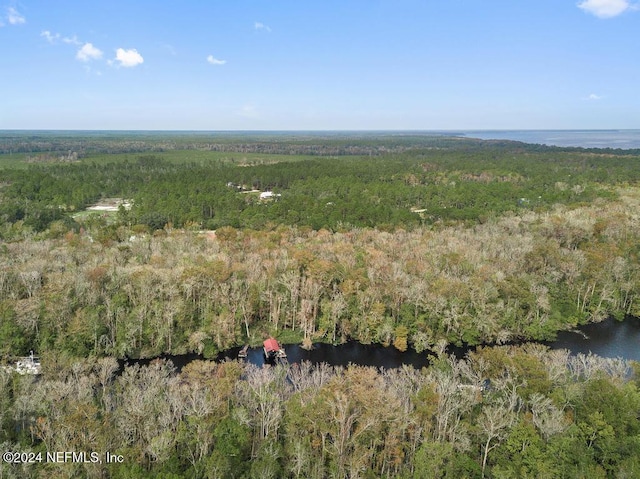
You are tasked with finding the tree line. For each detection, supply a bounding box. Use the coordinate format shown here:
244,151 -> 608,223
1,345 -> 638,478
1,194 -> 640,360
3,141 -> 637,234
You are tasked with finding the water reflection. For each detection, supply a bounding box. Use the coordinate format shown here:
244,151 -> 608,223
126,317 -> 640,372
219,342 -> 433,370
223,317 -> 640,369
546,317 -> 640,361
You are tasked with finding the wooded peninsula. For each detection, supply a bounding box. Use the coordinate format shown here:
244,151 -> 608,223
1,131 -> 639,478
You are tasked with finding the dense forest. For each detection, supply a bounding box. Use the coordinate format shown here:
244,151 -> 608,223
2,348 -> 639,478
0,138 -> 634,232
1,132 -> 640,478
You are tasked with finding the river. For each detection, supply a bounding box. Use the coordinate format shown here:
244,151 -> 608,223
546,317 -> 640,361
131,317 -> 639,372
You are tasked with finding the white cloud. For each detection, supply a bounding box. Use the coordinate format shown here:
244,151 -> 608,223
41,30 -> 59,43
114,48 -> 144,67
7,6 -> 25,25
41,30 -> 81,45
585,93 -> 604,100
76,43 -> 103,62
577,0 -> 637,18
207,54 -> 226,65
63,35 -> 81,45
254,21 -> 272,32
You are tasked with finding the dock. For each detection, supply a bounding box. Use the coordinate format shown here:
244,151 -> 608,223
263,338 -> 287,364
238,345 -> 249,360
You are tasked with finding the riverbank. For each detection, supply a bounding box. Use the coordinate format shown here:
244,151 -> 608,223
105,316 -> 640,374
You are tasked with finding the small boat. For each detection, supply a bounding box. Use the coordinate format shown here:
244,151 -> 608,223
263,337 -> 287,363
13,351 -> 41,375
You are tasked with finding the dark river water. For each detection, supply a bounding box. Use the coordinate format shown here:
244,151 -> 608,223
220,341 -> 435,369
132,317 -> 640,372
546,317 -> 640,361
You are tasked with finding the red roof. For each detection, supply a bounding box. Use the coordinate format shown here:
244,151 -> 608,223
263,338 -> 280,353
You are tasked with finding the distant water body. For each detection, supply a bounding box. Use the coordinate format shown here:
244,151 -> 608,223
460,130 -> 640,149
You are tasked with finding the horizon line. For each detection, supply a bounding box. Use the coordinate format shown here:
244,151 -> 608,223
1,128 -> 636,133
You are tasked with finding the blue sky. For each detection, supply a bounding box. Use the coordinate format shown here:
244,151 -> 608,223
1,0 -> 638,130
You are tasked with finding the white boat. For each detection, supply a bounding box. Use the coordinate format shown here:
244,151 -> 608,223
13,352 -> 41,375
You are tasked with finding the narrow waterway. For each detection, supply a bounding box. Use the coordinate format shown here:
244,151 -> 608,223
218,317 -> 640,369
220,341 -> 434,369
125,317 -> 640,372
546,317 -> 640,361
